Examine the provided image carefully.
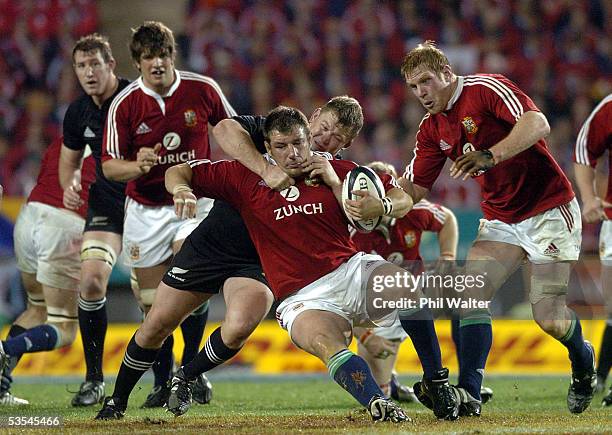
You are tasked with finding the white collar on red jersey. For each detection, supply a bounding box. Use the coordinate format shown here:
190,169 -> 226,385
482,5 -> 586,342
445,75 -> 464,111
137,70 -> 182,115
137,69 -> 182,98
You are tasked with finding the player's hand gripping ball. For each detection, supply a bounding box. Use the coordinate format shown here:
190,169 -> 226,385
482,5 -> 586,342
342,166 -> 385,232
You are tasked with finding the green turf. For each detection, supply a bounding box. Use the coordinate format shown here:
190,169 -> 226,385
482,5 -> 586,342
0,376 -> 610,433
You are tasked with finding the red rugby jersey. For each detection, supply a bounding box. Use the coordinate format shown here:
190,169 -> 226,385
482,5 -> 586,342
573,94 -> 612,218
189,158 -> 397,300
28,136 -> 95,218
352,200 -> 445,272
103,70 -> 236,206
404,74 -> 574,224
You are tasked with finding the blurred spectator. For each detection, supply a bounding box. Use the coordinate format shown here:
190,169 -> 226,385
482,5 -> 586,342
3,0 -> 610,252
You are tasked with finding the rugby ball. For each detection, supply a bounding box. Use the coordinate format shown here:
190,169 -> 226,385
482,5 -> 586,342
342,166 -> 385,232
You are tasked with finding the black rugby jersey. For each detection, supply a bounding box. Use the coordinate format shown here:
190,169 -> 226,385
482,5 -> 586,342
63,77 -> 130,198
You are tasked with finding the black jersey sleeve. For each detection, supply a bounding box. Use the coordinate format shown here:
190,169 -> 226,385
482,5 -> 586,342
232,115 -> 267,154
63,99 -> 85,151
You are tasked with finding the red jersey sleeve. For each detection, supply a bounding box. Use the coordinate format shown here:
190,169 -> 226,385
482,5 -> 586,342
476,74 -> 540,124
409,200 -> 446,232
103,94 -> 131,162
188,159 -> 247,209
574,97 -> 611,167
403,115 -> 447,190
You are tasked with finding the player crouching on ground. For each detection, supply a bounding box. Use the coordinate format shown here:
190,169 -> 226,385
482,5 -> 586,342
96,106 -> 460,423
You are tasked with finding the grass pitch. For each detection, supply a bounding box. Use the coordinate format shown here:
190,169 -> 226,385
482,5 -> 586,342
0,375 -> 610,433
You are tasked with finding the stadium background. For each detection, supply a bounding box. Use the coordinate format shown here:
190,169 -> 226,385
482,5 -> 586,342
0,0 -> 609,377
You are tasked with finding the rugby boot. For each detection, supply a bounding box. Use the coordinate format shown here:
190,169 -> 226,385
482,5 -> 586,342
368,395 -> 411,423
0,391 -> 29,406
94,397 -> 125,420
454,386 -> 482,416
167,368 -> 194,416
602,386 -> 612,407
413,368 -> 459,420
480,386 -> 493,404
141,384 -> 171,408
567,341 -> 596,414
72,381 -> 105,407
192,373 -> 213,404
389,373 -> 417,403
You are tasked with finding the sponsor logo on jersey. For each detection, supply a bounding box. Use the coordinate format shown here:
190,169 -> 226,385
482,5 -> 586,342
136,122 -> 152,135
403,230 -> 416,248
157,149 -> 196,165
280,186 -> 300,202
274,202 -> 324,220
129,245 -> 140,260
462,116 -> 478,135
543,243 -> 560,256
184,109 -> 197,127
462,143 -> 485,177
163,132 -> 181,150
84,126 -> 96,138
439,139 -> 451,151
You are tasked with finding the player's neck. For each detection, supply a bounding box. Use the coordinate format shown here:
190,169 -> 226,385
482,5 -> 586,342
92,75 -> 118,108
145,70 -> 176,97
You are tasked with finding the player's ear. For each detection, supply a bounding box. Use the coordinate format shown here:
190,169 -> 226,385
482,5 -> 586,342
264,140 -> 272,154
108,57 -> 116,70
309,108 -> 321,123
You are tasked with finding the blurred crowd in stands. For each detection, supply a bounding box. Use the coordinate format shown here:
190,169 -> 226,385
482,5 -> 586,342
0,0 -> 610,250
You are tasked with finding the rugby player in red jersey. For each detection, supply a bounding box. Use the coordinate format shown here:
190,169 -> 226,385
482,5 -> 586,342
101,21 -> 235,407
573,93 -> 612,406
398,41 -> 595,415
0,136 -> 94,405
96,106 -> 461,423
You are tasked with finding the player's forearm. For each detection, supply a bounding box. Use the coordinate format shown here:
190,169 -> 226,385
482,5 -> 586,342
386,188 -> 413,219
573,163 -> 598,203
437,206 -> 458,259
213,119 -> 268,176
397,177 -> 429,203
58,145 -> 84,189
102,159 -> 145,182
165,163 -> 194,194
489,111 -> 550,164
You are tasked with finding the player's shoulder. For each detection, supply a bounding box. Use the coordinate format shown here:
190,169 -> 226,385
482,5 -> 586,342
463,73 -> 520,93
178,70 -> 223,92
110,80 -> 141,107
66,93 -> 91,114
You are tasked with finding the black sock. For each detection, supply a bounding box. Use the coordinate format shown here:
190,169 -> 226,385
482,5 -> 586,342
559,311 -> 591,372
458,314 -> 492,400
180,302 -> 209,365
182,327 -> 241,380
78,297 -> 107,383
597,318 -> 612,381
112,334 -> 159,406
152,334 -> 174,387
1,325 -> 26,393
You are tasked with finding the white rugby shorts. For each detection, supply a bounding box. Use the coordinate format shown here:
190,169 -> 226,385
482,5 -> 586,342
372,320 -> 408,342
475,199 -> 581,264
123,197 -> 214,268
276,252 -> 397,339
14,202 -> 84,290
600,220 -> 612,263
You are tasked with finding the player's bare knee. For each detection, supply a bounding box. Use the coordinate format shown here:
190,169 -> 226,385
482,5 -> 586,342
222,318 -> 257,348
534,317 -> 569,339
80,272 -> 108,300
